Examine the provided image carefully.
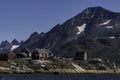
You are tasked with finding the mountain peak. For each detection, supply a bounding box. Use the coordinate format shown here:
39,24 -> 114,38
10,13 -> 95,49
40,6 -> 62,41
31,32 -> 39,36
11,39 -> 20,45
1,40 -> 9,45
81,7 -> 113,16
83,6 -> 111,13
87,6 -> 106,10
74,6 -> 117,23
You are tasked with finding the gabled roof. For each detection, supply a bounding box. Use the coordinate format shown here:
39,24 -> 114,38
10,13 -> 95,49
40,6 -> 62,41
34,48 -> 50,54
21,48 -> 31,53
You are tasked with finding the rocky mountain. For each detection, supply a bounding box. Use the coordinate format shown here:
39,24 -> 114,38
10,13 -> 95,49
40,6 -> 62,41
0,39 -> 22,53
15,7 -> 120,65
15,32 -> 45,52
11,39 -> 20,45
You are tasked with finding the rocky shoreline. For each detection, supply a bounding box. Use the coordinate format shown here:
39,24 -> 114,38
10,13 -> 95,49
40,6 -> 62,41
0,59 -> 119,74
0,69 -> 119,74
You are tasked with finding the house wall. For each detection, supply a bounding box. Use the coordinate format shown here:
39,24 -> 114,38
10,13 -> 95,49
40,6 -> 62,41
32,52 -> 47,60
40,53 -> 47,60
74,52 -> 87,60
0,53 -> 15,61
32,52 -> 39,60
8,53 -> 15,60
0,54 -> 8,61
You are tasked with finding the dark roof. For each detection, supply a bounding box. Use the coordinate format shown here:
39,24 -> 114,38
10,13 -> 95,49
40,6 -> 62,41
34,48 -> 50,54
0,53 -> 15,55
18,52 -> 27,56
21,48 -> 31,53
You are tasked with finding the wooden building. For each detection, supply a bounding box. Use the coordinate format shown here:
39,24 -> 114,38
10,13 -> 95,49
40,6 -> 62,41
74,51 -> 87,60
31,48 -> 49,60
16,53 -> 27,58
0,53 -> 15,61
88,58 -> 103,64
21,48 -> 31,57
16,48 -> 31,59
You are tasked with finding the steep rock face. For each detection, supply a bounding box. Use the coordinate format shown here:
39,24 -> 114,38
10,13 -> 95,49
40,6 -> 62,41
54,7 -> 120,64
14,32 -> 46,52
0,40 -> 11,53
17,7 -> 120,51
0,39 -> 20,53
56,37 -> 120,64
11,39 -> 20,45
15,7 -> 120,65
76,7 -> 120,39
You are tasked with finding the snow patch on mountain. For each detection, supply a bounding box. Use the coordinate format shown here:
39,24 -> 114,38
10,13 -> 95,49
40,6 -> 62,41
100,20 -> 111,25
109,36 -> 115,39
76,23 -> 86,34
11,45 -> 19,51
106,26 -> 114,28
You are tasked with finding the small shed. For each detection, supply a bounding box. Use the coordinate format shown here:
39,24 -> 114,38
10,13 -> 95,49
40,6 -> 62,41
0,53 -> 15,61
88,58 -> 103,64
31,48 -> 49,60
74,51 -> 87,60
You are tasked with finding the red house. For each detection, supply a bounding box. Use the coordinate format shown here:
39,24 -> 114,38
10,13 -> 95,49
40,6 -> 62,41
0,53 -> 15,61
32,48 -> 48,60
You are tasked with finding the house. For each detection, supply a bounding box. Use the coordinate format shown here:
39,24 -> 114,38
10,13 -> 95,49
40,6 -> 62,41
0,53 -> 15,61
31,48 -> 49,60
16,52 -> 27,58
7,53 -> 16,60
73,51 -> 87,60
16,48 -> 31,59
21,48 -> 31,57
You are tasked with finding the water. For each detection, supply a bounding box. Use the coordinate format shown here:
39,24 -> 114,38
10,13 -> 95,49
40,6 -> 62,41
0,74 -> 119,80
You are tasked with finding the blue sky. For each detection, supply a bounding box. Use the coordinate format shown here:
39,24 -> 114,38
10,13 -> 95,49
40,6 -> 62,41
0,0 -> 120,42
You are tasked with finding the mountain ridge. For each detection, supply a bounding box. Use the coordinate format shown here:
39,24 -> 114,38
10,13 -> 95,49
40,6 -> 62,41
0,39 -> 23,53
14,7 -> 120,65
